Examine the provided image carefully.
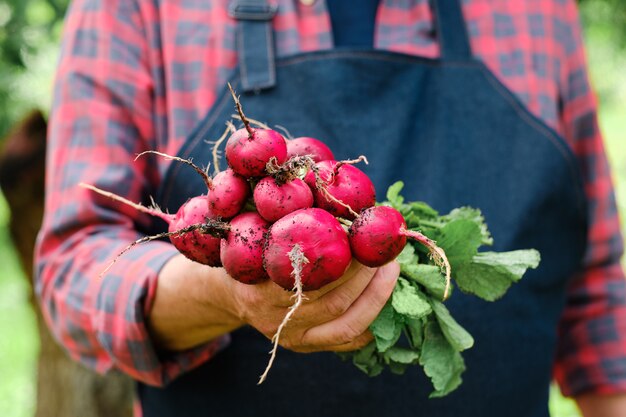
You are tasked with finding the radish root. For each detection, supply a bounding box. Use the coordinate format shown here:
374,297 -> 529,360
258,244 -> 308,384
274,124 -> 294,140
334,155 -> 369,171
402,229 -> 452,300
317,186 -> 359,218
232,114 -> 271,130
265,155 -> 316,184
314,155 -> 369,219
211,123 -> 234,175
99,220 -> 230,278
136,150 -> 213,191
312,164 -> 360,219
81,182 -> 230,277
227,83 -> 254,136
80,183 -> 173,223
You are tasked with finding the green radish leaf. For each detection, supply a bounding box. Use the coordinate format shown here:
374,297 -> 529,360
405,201 -> 440,221
433,219 -> 483,269
442,207 -> 493,246
369,302 -> 402,352
383,346 -> 420,364
388,361 -> 409,375
430,300 -> 474,351
401,263 -> 448,300
352,342 -> 384,377
340,185 -> 540,398
396,243 -> 418,265
383,347 -> 421,375
391,277 -> 432,319
385,181 -> 405,208
419,319 -> 466,398
454,250 -> 541,301
402,212 -> 423,230
405,317 -> 425,349
474,250 -> 541,280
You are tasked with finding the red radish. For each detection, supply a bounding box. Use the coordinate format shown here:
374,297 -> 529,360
225,127 -> 287,178
349,205 -> 451,298
79,184 -> 228,268
168,196 -> 224,266
225,85 -> 287,178
263,208 -> 351,291
259,208 -> 352,384
207,168 -> 250,219
286,137 -> 334,162
253,176 -> 314,222
304,159 -> 376,220
135,151 -> 250,220
348,205 -> 406,268
220,212 -> 270,284
258,244 -> 307,385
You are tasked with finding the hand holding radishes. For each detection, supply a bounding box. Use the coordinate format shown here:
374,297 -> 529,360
85,85 -> 540,397
147,253 -> 397,353
228,260 -> 398,353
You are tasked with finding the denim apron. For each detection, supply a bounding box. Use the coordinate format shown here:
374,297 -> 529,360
140,0 -> 588,415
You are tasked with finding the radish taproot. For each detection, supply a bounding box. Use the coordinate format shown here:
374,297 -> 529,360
263,208 -> 352,291
207,168 -> 251,219
259,208 -> 352,384
253,154 -> 318,222
253,176 -> 314,222
168,196 -> 225,266
348,205 -> 451,298
286,137 -> 334,162
220,212 -> 270,284
225,84 -> 287,178
79,184 -> 228,268
304,158 -> 376,219
135,150 -> 250,220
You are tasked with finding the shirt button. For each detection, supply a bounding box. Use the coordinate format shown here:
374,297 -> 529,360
300,0 -> 315,5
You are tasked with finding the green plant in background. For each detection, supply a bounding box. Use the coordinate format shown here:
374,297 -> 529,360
0,3 -> 66,417
0,1 -> 624,416
0,195 -> 38,417
0,0 -> 68,138
580,0 -> 626,230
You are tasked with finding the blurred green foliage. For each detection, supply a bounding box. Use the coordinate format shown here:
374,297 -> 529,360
0,195 -> 38,417
0,0 -> 68,138
580,0 -> 626,109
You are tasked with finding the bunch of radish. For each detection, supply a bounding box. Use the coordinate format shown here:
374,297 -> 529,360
81,85 -> 452,383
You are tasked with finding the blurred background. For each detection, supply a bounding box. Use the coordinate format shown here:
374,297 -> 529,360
0,1 -> 624,416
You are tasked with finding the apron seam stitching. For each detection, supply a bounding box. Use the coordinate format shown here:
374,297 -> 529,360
477,63 -> 587,215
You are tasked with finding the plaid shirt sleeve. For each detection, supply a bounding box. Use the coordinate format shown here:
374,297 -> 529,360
553,0 -> 626,397
34,0 -> 226,386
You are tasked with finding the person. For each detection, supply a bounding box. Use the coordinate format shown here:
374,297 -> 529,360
36,0 -> 626,416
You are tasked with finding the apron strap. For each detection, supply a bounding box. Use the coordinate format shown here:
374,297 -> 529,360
432,0 -> 472,61
229,0 -> 278,92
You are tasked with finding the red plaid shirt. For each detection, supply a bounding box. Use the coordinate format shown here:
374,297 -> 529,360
37,0 -> 626,397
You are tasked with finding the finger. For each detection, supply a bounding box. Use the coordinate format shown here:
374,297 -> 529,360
326,330 -> 374,353
235,278 -> 295,308
245,262 -> 365,309
251,264 -> 376,341
303,260 -> 361,299
291,330 -> 374,353
300,261 -> 399,347
294,263 -> 377,325
251,260 -> 369,309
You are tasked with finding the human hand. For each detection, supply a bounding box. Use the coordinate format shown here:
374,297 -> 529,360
225,260 -> 399,353
148,256 -> 398,354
